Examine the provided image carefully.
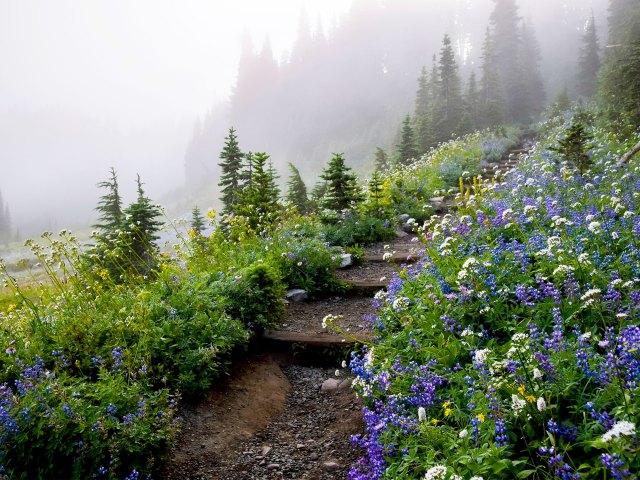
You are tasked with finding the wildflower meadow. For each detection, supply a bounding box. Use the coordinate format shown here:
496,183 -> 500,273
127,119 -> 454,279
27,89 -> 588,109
348,117 -> 640,479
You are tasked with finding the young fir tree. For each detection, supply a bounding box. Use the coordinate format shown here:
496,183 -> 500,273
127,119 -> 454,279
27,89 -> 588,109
374,147 -> 390,172
236,152 -> 280,229
121,175 -> 164,275
285,163 -> 311,214
190,206 -> 206,233
434,34 -> 463,142
218,127 -> 244,214
364,171 -> 385,217
577,13 -> 601,98
319,153 -> 362,211
555,119 -> 593,173
479,27 -> 506,128
93,167 -> 123,239
396,116 -> 419,166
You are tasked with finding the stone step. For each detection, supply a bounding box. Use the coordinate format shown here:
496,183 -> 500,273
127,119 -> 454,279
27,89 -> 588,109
262,330 -> 368,346
345,279 -> 387,296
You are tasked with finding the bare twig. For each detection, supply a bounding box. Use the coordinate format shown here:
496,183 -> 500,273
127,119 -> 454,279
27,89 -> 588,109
617,140 -> 640,167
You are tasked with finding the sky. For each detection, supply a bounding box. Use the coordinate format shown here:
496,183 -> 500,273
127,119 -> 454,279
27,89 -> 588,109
0,0 -> 352,234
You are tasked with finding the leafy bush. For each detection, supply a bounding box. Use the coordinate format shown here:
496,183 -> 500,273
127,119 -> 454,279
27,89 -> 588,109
322,213 -> 397,247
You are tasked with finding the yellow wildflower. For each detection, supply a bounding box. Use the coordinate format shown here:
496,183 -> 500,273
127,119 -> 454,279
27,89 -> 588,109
442,400 -> 452,408
444,408 -> 453,417
518,385 -> 526,397
526,395 -> 536,404
431,418 -> 441,426
477,413 -> 485,423
6,303 -> 16,313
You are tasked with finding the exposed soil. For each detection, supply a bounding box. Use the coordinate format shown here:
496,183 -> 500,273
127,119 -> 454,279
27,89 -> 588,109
161,233 -> 418,479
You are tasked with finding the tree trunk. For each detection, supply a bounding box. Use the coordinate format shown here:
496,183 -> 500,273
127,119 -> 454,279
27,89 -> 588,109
617,140 -> 640,167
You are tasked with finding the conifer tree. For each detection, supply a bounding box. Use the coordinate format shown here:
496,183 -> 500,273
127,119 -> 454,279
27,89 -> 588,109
414,67 -> 433,154
599,0 -> 640,125
285,163 -> 311,214
490,0 -> 527,122
319,153 -> 362,211
479,27 -> 506,127
218,127 -> 244,214
519,20 -> 546,120
577,13 -> 601,98
374,147 -> 390,172
364,171 -> 385,216
396,116 -> 419,166
190,206 -> 206,233
460,71 -> 480,134
121,175 -> 164,275
236,152 -> 280,229
93,167 -> 123,238
434,34 -> 463,141
554,119 -> 593,173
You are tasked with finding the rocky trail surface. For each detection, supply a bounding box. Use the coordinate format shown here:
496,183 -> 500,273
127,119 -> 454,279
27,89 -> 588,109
162,232 -> 419,480
162,150 -> 524,479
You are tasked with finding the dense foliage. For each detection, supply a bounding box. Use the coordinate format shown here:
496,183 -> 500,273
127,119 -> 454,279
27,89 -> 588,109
346,116 -> 640,479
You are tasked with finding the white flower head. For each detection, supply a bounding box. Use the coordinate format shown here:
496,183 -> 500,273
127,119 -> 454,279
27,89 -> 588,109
418,406 -> 427,422
458,429 -> 468,439
474,349 -> 491,365
588,221 -> 602,234
533,367 -> 543,380
511,394 -> 526,415
601,421 -> 636,442
537,397 -> 546,412
424,465 -> 447,480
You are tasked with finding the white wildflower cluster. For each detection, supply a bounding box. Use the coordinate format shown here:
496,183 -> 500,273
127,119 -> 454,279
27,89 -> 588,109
581,288 -> 601,307
511,394 -> 527,416
440,236 -> 456,253
458,429 -> 468,439
321,314 -> 343,329
392,296 -> 410,312
578,253 -> 591,265
460,328 -> 474,338
351,377 -> 372,398
553,265 -> 575,276
523,204 -> 538,217
601,421 -> 636,442
533,367 -> 543,380
507,333 -> 530,359
424,465 -> 447,480
547,236 -> 562,249
374,289 -> 388,302
623,210 -> 635,219
474,349 -> 491,366
551,216 -> 573,228
382,252 -> 393,262
588,221 -> 602,235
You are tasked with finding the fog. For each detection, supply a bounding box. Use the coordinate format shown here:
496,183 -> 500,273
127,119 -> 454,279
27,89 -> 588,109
0,0 -> 608,237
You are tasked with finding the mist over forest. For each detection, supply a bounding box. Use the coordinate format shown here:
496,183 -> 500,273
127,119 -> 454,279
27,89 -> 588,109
0,0 -> 608,238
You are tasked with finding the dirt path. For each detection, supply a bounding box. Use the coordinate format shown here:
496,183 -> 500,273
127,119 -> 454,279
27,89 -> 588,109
162,144 -> 528,479
161,233 -> 418,479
